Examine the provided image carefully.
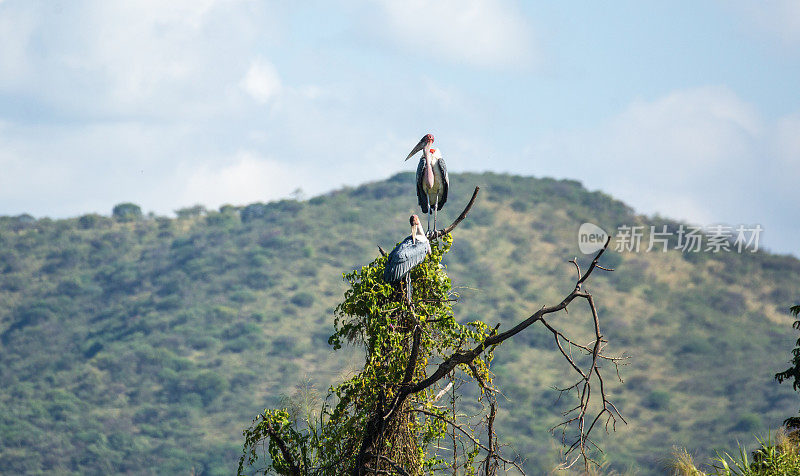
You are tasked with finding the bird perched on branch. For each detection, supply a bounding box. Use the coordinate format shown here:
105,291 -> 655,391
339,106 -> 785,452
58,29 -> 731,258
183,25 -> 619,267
406,133 -> 449,233
384,215 -> 431,301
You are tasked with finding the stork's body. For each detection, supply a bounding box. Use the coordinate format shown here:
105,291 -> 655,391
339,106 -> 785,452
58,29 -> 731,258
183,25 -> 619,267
406,134 -> 449,233
384,215 -> 431,301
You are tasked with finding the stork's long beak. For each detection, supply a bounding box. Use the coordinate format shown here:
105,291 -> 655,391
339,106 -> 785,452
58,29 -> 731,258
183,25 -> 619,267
405,138 -> 426,161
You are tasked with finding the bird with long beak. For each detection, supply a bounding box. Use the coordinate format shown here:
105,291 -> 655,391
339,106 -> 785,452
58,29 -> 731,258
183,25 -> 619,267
406,133 -> 449,234
384,215 -> 431,301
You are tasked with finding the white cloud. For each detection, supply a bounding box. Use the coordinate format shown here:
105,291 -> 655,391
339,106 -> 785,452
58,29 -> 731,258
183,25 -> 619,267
181,151 -> 298,208
774,115 -> 800,162
526,86 -> 800,254
0,1 -> 35,84
726,0 -> 800,45
603,87 -> 760,181
0,0 -> 278,118
361,0 -> 535,68
770,115 -> 800,193
240,59 -> 282,103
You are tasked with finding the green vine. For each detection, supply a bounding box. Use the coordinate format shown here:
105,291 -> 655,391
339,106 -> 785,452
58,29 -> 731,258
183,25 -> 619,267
239,234 -> 496,475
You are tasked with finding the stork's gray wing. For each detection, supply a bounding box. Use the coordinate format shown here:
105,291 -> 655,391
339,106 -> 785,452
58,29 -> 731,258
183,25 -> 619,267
436,156 -> 448,210
384,236 -> 430,283
416,158 -> 429,213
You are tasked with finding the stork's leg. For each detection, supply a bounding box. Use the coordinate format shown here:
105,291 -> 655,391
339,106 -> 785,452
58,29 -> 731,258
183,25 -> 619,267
433,195 -> 439,234
405,273 -> 412,304
426,199 -> 432,232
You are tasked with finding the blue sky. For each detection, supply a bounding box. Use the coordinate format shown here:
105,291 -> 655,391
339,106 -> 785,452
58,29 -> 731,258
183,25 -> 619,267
0,0 -> 799,255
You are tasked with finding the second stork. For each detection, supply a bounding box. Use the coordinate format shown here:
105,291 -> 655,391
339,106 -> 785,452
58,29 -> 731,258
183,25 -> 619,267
384,215 -> 431,301
406,133 -> 449,233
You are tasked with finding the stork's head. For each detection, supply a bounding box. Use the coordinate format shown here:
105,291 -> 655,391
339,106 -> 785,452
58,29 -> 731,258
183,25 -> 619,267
409,214 -> 427,242
405,133 -> 435,161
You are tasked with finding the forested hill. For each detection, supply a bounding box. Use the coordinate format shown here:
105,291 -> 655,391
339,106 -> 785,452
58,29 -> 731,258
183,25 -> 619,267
1,172 -> 798,475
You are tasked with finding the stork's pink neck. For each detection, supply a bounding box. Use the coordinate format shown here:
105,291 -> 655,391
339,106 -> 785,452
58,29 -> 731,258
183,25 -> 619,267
411,223 -> 428,243
423,144 -> 435,188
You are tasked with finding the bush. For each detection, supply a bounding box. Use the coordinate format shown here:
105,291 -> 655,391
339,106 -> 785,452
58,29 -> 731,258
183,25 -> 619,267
57,278 -> 85,297
290,292 -> 314,308
241,203 -> 268,223
644,390 -> 671,410
1,274 -> 24,292
510,199 -> 529,212
221,322 -> 260,340
175,205 -> 206,219
5,302 -> 56,336
13,214 -> 35,230
193,371 -> 228,405
229,289 -> 257,303
112,203 -> 142,222
78,214 -> 101,229
206,212 -> 237,228
223,336 -> 260,353
694,429 -> 800,476
244,270 -> 274,290
734,413 -> 762,433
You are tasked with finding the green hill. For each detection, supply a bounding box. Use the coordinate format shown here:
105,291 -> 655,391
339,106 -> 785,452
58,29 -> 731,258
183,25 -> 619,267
0,172 -> 797,474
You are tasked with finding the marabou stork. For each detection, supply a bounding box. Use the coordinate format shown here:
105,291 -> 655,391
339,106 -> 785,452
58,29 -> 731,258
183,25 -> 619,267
405,134 -> 449,233
384,215 -> 431,301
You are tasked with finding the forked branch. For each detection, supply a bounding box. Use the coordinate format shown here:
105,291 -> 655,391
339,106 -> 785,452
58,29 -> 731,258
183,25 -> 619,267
380,237 -> 623,471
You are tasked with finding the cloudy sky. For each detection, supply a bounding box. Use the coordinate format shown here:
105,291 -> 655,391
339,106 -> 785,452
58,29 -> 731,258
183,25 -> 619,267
0,1 -> 798,255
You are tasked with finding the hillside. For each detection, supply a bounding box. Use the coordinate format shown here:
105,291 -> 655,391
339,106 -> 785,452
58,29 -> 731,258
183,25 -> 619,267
0,172 -> 798,475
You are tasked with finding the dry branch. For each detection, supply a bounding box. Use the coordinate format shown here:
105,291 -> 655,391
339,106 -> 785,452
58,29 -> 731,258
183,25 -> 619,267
427,186 -> 480,241
409,408 -> 524,474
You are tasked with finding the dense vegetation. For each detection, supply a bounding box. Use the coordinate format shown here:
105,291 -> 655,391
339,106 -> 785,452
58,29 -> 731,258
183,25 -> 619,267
671,428 -> 800,475
0,172 -> 798,474
241,235 -> 504,474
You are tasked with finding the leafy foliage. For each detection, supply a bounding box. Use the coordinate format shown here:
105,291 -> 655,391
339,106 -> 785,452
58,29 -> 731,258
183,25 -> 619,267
240,235 -> 497,474
112,202 -> 142,222
712,430 -> 800,476
776,306 -> 800,387
775,305 -> 800,429
670,429 -> 800,476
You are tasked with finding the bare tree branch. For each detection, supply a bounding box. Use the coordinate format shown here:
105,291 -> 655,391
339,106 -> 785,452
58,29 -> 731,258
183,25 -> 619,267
540,318 -> 627,364
409,408 -> 525,475
405,238 -> 612,396
427,186 -> 480,240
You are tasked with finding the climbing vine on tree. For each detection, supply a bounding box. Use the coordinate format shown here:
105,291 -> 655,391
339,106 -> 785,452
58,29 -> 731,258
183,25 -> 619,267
240,235 -> 497,474
240,188 -> 625,475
